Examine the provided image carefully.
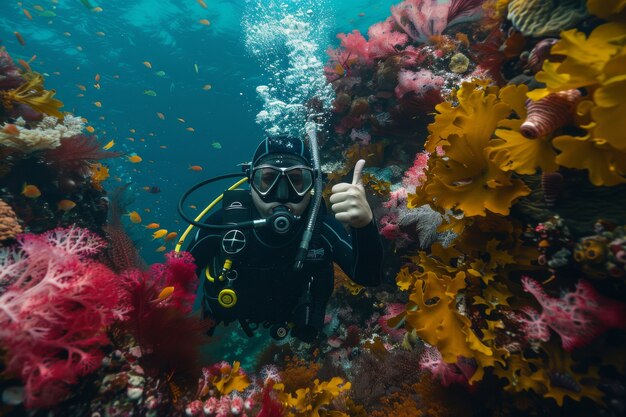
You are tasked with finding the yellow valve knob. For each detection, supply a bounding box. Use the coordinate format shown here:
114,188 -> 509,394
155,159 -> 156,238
218,289 -> 237,308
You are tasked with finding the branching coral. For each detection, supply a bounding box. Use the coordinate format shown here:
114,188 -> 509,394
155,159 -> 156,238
0,226 -> 126,409
0,72 -> 63,118
528,21 -> 626,185
0,115 -> 85,152
518,276 -> 626,351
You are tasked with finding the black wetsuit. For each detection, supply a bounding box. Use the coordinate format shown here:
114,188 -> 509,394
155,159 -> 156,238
187,190 -> 384,341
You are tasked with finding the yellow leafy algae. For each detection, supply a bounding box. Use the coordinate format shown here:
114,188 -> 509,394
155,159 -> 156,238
274,377 -> 351,417
1,72 -> 64,118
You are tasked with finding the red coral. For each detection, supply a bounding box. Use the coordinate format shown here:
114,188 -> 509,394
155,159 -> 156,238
44,134 -> 121,177
519,276 -> 626,351
149,250 -> 198,314
391,0 -> 485,44
0,226 -> 126,409
256,381 -> 284,417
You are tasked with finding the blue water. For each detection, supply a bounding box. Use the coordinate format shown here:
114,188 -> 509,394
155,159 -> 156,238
0,0 -> 397,263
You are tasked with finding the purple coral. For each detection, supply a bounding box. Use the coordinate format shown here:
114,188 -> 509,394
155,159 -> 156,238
518,276 -> 626,351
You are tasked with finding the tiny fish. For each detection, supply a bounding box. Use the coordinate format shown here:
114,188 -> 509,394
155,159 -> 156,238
189,165 -> 203,171
95,31 -> 106,37
177,118 -> 185,123
86,126 -> 95,133
160,145 -> 168,149
194,63 -> 198,74
152,229 -> 168,240
23,9 -> 33,20
156,286 -> 174,300
76,84 -> 87,91
92,7 -> 103,12
199,19 -> 210,26
39,10 -> 56,17
156,112 -> 165,120
202,84 -> 212,90
93,101 -> 102,107
155,70 -> 165,77
164,232 -> 178,242
144,222 -> 160,229
64,32 -> 71,36
103,140 -> 115,150
95,73 -> 100,82
186,127 -> 195,132
93,83 -> 101,89
14,32 -> 26,46
130,129 -> 136,133
197,0 -> 207,8
22,184 -> 41,198
33,5 -> 45,12
155,246 -> 167,253
128,154 -> 142,163
211,141 -> 222,149
127,210 -> 142,224
143,61 -> 152,69
144,90 -> 157,96
57,199 -> 76,211
188,204 -> 197,210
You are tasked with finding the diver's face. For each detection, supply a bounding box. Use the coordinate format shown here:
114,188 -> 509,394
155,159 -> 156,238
251,186 -> 311,218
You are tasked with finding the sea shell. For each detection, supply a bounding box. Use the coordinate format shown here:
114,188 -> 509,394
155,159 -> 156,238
520,89 -> 581,139
541,171 -> 564,207
528,38 -> 559,73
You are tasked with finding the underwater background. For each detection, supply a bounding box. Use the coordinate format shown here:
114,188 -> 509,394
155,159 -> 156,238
1,0 -> 626,416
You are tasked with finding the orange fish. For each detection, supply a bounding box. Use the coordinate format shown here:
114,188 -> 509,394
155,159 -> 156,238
22,184 -> 41,198
144,222 -> 160,229
127,210 -> 142,224
202,84 -> 212,90
33,5 -> 45,12
128,155 -> 142,163
95,73 -> 101,82
93,101 -> 102,107
103,140 -> 115,150
76,84 -> 87,91
14,32 -> 26,46
17,59 -> 31,73
197,0 -> 207,8
143,61 -> 152,69
152,229 -> 168,239
155,246 -> 167,253
199,19 -> 210,26
164,232 -> 178,242
188,204 -> 197,210
156,285 -> 174,300
23,9 -> 33,20
189,165 -> 203,171
57,199 -> 76,211
2,124 -> 20,135
86,126 -> 95,133
186,127 -> 195,132
156,112 -> 165,120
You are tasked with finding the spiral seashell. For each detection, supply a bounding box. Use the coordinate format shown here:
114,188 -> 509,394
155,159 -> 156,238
541,171 -> 564,207
528,38 -> 559,73
521,89 -> 581,139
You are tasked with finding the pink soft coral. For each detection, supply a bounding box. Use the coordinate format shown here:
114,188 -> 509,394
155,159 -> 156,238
390,0 -> 485,43
367,17 -> 410,59
0,226 -> 126,408
419,346 -> 476,386
395,68 -> 445,100
149,250 -> 198,314
519,276 -> 626,351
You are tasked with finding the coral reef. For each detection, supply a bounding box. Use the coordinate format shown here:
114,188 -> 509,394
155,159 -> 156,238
0,199 -> 21,242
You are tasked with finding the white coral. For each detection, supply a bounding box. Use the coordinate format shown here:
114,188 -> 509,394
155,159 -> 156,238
0,115 -> 85,152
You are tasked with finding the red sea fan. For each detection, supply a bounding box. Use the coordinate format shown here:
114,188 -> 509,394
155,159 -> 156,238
519,276 -> 626,351
0,226 -> 126,409
367,17 -> 410,60
43,134 -> 121,177
149,250 -> 198,314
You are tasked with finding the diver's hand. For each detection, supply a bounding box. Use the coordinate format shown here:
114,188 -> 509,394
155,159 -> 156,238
329,159 -> 373,228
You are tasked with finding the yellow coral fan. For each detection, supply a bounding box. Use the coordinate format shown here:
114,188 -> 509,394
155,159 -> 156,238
413,81 -> 530,217
210,361 -> 250,396
1,72 -> 64,118
405,270 -> 508,383
274,377 -> 351,417
528,22 -> 626,185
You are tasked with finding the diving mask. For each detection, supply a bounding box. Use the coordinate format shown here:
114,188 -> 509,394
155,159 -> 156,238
251,164 -> 314,203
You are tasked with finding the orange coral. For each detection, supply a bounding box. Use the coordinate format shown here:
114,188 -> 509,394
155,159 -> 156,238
279,356 -> 322,393
1,72 -> 64,118
0,199 -> 22,241
413,81 -> 531,218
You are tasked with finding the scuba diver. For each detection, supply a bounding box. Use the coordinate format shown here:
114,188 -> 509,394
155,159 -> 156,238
180,135 -> 384,343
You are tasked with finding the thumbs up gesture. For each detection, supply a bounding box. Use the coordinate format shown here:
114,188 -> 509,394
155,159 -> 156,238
329,159 -> 373,228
